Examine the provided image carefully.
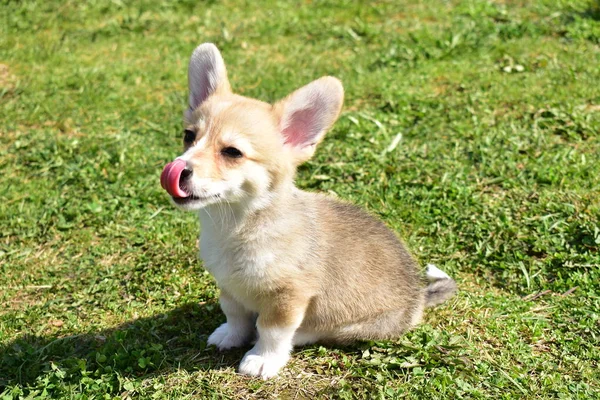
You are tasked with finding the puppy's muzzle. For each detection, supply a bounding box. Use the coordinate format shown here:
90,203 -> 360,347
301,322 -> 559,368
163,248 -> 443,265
161,159 -> 192,198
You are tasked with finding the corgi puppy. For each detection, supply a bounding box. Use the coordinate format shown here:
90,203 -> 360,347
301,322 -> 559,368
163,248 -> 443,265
160,43 -> 457,379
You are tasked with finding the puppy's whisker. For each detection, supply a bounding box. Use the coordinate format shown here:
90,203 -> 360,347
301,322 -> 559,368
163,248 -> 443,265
202,205 -> 217,227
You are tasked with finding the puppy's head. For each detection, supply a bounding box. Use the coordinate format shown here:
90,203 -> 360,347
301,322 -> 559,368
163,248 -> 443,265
161,43 -> 344,212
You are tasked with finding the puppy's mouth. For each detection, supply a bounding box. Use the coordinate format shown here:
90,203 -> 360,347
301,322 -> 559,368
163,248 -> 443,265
161,159 -> 191,198
160,159 -> 219,207
171,194 -> 215,205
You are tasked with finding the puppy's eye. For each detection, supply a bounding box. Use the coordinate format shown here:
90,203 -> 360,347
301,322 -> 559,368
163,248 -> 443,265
183,129 -> 196,143
221,147 -> 243,158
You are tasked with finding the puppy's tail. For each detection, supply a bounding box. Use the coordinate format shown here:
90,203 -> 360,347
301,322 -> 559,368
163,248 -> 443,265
424,264 -> 457,307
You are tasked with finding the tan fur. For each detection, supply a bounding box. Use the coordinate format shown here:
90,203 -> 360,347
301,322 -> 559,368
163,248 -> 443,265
165,43 -> 456,378
219,191 -> 426,343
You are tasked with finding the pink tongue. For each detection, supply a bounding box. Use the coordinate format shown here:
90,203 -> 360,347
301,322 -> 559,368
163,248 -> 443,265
160,159 -> 190,198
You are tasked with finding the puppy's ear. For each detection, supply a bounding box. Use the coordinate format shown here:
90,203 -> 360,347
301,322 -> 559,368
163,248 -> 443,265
187,43 -> 231,113
274,77 -> 344,164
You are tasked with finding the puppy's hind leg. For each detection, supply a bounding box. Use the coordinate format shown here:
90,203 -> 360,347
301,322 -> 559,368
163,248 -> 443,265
292,329 -> 322,347
327,302 -> 425,343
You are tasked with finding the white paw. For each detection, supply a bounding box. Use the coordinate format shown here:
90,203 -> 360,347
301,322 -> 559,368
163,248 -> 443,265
238,348 -> 290,379
207,323 -> 248,350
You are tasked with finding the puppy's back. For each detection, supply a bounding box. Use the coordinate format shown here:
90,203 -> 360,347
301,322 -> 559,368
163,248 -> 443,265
300,193 -> 425,339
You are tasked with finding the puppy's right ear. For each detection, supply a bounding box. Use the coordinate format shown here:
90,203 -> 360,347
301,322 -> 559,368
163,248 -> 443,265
187,43 -> 231,114
274,77 -> 344,165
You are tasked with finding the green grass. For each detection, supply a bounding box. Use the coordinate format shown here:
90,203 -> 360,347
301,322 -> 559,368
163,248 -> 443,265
1,0 -> 599,398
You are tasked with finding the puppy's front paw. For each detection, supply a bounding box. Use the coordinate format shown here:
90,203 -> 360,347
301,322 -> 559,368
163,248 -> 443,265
239,347 -> 290,379
207,323 -> 248,350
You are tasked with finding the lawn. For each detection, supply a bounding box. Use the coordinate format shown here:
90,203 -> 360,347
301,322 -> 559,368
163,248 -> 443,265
1,0 -> 599,398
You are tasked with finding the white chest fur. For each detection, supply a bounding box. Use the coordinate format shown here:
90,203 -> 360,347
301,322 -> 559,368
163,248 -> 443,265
198,209 -> 288,311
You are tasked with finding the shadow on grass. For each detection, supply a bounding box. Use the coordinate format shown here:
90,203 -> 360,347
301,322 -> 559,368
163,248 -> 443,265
0,301 -> 249,391
582,0 -> 600,21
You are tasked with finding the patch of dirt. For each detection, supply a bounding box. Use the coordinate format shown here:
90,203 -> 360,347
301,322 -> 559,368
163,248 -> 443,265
0,63 -> 16,90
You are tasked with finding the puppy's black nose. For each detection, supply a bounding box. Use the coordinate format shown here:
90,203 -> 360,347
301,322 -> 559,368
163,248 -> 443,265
179,168 -> 192,182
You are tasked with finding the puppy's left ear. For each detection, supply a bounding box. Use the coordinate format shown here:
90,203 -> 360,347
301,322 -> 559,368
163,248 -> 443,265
274,77 -> 344,164
187,43 -> 231,117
